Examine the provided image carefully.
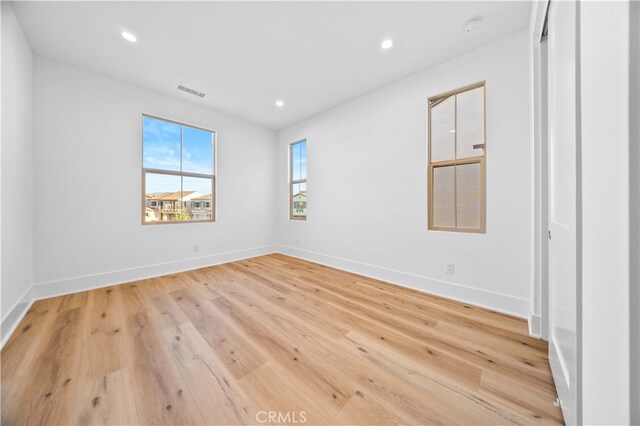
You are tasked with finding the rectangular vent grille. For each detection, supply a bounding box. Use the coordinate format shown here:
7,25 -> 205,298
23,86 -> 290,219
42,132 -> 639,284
177,85 -> 205,98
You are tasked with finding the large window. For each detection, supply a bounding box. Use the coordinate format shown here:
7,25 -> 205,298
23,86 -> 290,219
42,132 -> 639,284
428,82 -> 486,233
289,139 -> 307,220
142,115 -> 215,224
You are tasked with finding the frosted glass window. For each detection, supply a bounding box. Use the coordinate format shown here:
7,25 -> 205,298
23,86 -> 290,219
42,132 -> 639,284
430,96 -> 456,162
456,87 -> 485,159
433,166 -> 456,228
456,163 -> 481,228
428,82 -> 485,232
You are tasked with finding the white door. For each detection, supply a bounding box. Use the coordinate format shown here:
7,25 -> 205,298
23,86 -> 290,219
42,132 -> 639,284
547,1 -> 579,424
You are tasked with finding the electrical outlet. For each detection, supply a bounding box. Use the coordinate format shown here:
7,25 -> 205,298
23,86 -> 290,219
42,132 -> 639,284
193,244 -> 199,253
445,262 -> 455,274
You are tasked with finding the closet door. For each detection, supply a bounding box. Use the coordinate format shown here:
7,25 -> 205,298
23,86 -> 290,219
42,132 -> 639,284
547,0 -> 580,424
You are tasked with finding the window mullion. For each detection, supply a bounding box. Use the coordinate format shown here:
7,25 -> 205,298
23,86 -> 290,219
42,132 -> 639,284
180,126 -> 184,210
454,93 -> 458,228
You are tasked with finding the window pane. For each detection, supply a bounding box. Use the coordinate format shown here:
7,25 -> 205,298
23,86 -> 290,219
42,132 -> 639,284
455,163 -> 481,228
143,116 -> 181,172
432,166 -> 455,227
183,176 -> 213,221
291,143 -> 300,180
182,126 -> 214,175
456,87 -> 484,159
292,141 -> 305,181
145,173 -> 181,223
299,140 -> 307,180
291,181 -> 307,218
430,96 -> 455,162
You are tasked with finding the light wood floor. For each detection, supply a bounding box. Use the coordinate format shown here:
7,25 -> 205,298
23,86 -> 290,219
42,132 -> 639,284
1,254 -> 563,425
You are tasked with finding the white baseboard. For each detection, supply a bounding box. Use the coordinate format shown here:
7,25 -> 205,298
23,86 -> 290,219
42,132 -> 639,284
276,245 -> 530,319
33,245 -> 277,300
1,245 -> 277,349
528,314 -> 542,338
3,244 -> 533,348
1,286 -> 35,349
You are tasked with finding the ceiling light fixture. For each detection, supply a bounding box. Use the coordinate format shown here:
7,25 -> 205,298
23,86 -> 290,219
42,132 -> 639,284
121,31 -> 137,43
275,99 -> 284,107
381,39 -> 393,50
464,18 -> 483,33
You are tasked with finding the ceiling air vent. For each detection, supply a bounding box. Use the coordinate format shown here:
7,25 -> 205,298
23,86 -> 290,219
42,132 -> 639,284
177,85 -> 206,98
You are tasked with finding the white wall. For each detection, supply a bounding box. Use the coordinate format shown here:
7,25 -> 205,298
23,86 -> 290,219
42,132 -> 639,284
32,57 -> 278,296
631,2 -> 640,421
276,30 -> 532,318
580,1 -> 634,423
1,2 -> 34,343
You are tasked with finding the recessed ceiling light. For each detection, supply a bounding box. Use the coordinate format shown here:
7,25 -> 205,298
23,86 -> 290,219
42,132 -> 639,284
449,129 -> 456,133
121,31 -> 137,43
275,99 -> 284,107
464,18 -> 483,33
381,39 -> 393,50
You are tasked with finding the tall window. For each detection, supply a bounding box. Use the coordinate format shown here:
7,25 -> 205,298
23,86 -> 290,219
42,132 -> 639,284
289,139 -> 307,220
142,114 -> 215,224
428,82 -> 486,233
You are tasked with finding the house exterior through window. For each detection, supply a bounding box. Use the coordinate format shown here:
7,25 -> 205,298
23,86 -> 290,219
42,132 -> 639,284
142,114 -> 216,224
289,139 -> 307,220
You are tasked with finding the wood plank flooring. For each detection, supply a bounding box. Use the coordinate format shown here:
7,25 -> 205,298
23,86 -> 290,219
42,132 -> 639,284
1,254 -> 563,425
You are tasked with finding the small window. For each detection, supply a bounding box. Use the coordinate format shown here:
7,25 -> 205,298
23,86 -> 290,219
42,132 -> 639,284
142,115 -> 215,224
428,82 -> 486,233
289,139 -> 307,220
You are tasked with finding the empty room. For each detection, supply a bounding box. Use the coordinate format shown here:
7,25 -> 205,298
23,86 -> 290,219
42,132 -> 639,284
1,1 -> 638,425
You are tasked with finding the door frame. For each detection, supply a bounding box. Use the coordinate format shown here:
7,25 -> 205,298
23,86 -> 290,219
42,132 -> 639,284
531,0 -> 550,340
531,0 -> 583,423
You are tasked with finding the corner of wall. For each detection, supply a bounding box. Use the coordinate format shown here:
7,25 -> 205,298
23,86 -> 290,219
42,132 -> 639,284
1,285 -> 35,349
1,0 -> 36,350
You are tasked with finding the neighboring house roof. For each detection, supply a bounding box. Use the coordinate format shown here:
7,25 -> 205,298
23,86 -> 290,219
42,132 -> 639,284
293,191 -> 307,198
147,191 -> 198,201
192,194 -> 212,201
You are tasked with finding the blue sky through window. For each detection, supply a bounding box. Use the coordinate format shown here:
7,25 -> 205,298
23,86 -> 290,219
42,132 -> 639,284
182,126 -> 213,174
292,140 -> 307,182
145,172 -> 180,195
143,116 -> 180,171
143,116 -> 214,195
183,176 -> 212,196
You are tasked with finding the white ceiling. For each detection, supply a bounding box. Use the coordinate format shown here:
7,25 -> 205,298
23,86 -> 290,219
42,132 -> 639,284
12,1 -> 531,130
